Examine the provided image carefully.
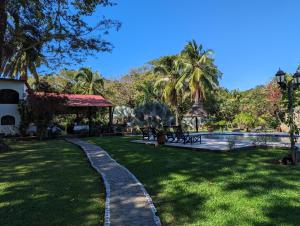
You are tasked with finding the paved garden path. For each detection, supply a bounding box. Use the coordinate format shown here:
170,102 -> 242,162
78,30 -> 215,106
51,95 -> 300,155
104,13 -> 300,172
66,138 -> 161,226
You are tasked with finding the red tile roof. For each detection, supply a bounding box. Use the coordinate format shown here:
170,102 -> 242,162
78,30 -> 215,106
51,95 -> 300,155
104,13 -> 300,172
35,92 -> 113,107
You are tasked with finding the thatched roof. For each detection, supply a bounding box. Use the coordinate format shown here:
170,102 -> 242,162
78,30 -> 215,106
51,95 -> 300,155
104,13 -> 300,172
185,103 -> 208,118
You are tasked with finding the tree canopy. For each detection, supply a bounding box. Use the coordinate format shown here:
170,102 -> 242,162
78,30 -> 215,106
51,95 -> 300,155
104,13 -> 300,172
0,0 -> 120,80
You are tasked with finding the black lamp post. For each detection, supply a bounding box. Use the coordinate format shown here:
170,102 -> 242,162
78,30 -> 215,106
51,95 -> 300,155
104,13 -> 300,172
275,68 -> 300,164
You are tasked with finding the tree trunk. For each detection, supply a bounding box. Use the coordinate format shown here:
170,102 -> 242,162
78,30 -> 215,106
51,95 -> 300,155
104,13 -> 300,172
175,106 -> 179,126
108,106 -> 113,133
195,117 -> 199,132
194,88 -> 200,105
287,84 -> 297,165
0,0 -> 7,68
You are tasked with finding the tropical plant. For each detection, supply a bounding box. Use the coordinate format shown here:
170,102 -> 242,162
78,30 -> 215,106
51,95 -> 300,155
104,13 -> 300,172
113,106 -> 135,125
2,25 -> 42,82
18,100 -> 32,136
1,0 -> 120,77
134,101 -> 174,128
178,40 -> 221,106
233,112 -> 255,131
136,80 -> 157,104
152,55 -> 187,125
75,67 -> 104,95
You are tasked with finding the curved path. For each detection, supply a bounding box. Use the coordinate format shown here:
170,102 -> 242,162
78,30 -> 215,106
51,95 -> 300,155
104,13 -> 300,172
66,138 -> 161,226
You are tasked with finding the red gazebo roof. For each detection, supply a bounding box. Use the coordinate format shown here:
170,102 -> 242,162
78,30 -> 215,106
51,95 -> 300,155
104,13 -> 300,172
35,92 -> 113,107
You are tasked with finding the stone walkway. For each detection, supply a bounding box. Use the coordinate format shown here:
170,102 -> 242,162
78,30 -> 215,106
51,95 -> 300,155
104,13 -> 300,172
66,138 -> 161,226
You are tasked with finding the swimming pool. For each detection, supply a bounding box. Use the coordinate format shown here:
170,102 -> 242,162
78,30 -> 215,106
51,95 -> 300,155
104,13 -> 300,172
196,132 -> 299,143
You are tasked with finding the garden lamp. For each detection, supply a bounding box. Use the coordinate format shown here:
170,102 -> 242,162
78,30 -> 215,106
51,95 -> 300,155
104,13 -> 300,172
293,70 -> 300,85
275,68 -> 286,84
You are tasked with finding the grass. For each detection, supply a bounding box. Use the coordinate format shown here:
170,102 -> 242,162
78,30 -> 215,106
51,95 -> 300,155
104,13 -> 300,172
0,139 -> 105,226
86,136 -> 300,226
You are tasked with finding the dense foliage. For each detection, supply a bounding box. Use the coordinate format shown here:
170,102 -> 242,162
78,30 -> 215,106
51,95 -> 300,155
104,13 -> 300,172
23,40 -> 284,132
0,0 -> 120,80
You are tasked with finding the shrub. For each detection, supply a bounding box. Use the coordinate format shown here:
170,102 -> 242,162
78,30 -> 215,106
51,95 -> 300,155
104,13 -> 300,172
134,101 -> 175,128
233,112 -> 255,131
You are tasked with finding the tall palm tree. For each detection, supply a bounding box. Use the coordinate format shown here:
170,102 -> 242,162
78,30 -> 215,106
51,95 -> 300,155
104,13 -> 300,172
179,40 -> 221,106
176,40 -> 221,131
75,67 -> 104,95
152,55 -> 186,125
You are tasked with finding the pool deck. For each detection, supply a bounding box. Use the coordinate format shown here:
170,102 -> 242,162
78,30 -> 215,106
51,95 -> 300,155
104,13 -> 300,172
193,132 -> 300,139
131,138 -> 294,152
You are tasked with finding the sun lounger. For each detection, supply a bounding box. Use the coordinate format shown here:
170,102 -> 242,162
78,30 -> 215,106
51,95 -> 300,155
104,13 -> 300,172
140,127 -> 150,140
174,126 -> 202,145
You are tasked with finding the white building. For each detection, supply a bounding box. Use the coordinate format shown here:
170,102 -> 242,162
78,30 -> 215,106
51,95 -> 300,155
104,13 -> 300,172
0,78 -> 27,135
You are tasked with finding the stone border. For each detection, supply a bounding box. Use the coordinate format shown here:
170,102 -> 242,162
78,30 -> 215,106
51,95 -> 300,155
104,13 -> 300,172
66,139 -> 111,226
66,138 -> 161,226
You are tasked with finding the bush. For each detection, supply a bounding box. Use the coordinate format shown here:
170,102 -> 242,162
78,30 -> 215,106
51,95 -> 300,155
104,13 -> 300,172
134,101 -> 175,128
233,113 -> 255,131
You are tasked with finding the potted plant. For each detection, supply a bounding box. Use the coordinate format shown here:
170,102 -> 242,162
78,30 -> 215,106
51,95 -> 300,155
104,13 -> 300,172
156,129 -> 166,145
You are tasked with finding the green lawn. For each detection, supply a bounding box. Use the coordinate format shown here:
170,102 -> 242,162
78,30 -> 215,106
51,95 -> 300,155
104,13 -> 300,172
0,140 -> 105,226
86,136 -> 300,226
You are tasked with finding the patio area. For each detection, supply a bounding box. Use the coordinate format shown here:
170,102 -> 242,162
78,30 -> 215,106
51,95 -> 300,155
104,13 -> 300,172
131,132 -> 300,152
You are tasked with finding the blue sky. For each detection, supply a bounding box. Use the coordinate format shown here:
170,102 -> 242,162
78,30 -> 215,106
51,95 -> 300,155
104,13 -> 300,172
78,0 -> 300,90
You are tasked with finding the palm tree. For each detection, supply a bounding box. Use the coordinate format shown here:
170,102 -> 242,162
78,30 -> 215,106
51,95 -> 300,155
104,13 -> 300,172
177,40 -> 221,131
75,67 -> 104,95
136,80 -> 157,104
179,40 -> 221,106
152,55 -> 186,125
2,25 -> 42,82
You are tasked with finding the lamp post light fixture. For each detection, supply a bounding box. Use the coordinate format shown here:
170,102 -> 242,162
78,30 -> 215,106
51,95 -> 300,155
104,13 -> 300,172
275,68 -> 286,85
275,68 -> 300,164
293,71 -> 300,85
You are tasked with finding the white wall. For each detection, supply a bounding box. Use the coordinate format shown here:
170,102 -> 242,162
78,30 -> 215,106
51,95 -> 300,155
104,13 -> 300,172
0,80 -> 26,99
0,80 -> 26,135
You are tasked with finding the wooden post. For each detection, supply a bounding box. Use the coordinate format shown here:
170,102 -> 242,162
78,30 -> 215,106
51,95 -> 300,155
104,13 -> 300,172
109,106 -> 113,133
88,107 -> 92,136
195,117 -> 199,132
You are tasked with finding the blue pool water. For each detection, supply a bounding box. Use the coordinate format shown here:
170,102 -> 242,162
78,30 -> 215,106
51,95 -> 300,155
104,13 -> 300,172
197,133 -> 299,143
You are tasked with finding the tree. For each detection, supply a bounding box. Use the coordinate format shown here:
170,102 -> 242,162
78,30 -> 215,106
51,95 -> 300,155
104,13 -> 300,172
75,67 -> 104,95
2,24 -> 43,81
104,79 -> 135,107
233,112 -> 255,131
134,101 -> 174,128
266,80 -> 282,128
103,66 -> 157,108
136,80 -> 157,104
179,40 -> 221,106
152,55 -> 187,125
1,0 -> 120,80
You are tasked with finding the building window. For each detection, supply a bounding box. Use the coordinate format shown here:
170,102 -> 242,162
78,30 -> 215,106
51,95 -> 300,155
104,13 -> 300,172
0,89 -> 19,104
1,115 -> 15,125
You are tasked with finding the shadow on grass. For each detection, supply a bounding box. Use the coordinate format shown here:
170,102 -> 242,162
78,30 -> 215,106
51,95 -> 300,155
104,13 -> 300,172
87,136 -> 300,226
0,140 -> 105,226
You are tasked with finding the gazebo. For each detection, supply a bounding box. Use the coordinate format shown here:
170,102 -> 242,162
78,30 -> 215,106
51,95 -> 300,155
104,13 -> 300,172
35,92 -> 114,135
185,103 -> 207,132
